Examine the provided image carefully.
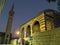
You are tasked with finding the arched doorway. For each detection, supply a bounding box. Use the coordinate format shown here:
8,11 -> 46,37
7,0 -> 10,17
26,25 -> 31,37
32,21 -> 40,33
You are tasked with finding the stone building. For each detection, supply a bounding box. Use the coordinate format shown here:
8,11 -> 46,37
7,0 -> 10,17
19,9 -> 60,45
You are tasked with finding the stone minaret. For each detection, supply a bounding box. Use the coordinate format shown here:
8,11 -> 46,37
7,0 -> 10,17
4,4 -> 14,44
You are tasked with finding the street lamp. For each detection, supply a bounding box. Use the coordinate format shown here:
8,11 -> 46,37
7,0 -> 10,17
15,30 -> 20,37
15,30 -> 20,45
16,31 -> 19,36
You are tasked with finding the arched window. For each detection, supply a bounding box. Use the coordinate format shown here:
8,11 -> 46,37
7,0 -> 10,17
26,25 -> 31,37
21,28 -> 24,38
32,21 -> 40,33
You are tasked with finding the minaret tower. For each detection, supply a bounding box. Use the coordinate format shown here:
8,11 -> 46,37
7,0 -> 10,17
4,4 -> 14,44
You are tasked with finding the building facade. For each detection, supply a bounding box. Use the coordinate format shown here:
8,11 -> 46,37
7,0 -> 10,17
19,9 -> 60,45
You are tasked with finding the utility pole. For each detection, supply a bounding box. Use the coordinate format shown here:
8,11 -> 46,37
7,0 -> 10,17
4,4 -> 14,44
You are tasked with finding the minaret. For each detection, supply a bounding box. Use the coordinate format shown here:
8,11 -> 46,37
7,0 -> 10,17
4,4 -> 14,44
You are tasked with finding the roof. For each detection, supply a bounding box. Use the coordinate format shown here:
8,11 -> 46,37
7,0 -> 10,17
20,9 -> 60,27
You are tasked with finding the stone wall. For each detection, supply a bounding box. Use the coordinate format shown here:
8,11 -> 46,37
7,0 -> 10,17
32,27 -> 60,45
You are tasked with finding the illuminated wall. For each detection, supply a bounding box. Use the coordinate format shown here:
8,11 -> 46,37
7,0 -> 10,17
19,9 -> 60,45
32,27 -> 60,45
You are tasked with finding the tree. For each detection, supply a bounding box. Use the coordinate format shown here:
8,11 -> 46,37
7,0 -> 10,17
47,0 -> 56,3
0,0 -> 6,14
47,0 -> 60,11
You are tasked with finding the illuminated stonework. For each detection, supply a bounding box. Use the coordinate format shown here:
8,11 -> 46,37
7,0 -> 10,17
19,9 -> 60,45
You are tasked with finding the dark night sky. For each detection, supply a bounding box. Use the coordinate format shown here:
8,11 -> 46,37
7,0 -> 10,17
0,0 -> 58,37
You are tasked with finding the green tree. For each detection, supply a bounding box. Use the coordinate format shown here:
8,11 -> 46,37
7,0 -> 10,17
0,0 -> 6,14
47,0 -> 60,11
